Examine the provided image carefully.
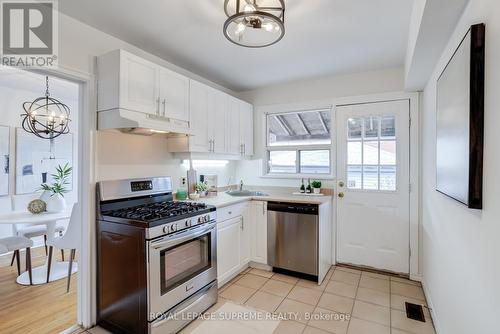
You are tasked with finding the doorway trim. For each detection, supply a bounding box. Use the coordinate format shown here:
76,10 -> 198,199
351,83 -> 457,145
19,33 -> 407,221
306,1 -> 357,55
30,64 -> 96,329
333,91 -> 420,280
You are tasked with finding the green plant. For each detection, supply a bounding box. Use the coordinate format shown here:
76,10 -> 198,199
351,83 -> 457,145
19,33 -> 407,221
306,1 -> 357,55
311,180 -> 322,189
195,181 -> 208,192
40,163 -> 72,197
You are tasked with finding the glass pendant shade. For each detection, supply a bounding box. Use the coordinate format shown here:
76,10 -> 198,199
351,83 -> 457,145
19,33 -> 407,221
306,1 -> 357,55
224,0 -> 285,48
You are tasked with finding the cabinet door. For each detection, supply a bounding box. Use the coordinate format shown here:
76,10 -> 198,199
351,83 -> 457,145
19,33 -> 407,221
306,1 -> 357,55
120,53 -> 159,115
159,68 -> 189,122
240,204 -> 251,265
239,101 -> 254,156
217,217 -> 242,283
228,98 -> 241,155
211,91 -> 229,153
251,201 -> 268,264
189,81 -> 210,152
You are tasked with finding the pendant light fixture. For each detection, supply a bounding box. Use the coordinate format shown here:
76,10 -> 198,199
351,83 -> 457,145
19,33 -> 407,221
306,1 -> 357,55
21,76 -> 71,141
223,0 -> 285,48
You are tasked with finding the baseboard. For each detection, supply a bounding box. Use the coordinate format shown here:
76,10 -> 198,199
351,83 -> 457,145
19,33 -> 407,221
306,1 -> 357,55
409,273 -> 423,282
421,278 -> 441,334
58,324 -> 81,334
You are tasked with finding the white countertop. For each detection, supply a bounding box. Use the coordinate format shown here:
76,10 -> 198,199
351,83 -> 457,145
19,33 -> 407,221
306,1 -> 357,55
188,191 -> 332,208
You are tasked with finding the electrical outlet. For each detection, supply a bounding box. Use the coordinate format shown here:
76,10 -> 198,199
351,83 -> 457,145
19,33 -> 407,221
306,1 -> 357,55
180,177 -> 187,186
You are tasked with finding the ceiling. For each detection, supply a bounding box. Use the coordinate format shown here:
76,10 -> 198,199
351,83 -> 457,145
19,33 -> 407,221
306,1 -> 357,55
59,0 -> 414,92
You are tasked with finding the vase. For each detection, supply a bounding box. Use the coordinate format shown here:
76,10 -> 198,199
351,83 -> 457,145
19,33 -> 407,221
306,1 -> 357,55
46,193 -> 67,213
313,188 -> 321,194
40,190 -> 51,203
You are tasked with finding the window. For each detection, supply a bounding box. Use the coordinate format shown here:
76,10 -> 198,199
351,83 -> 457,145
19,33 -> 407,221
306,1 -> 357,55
266,108 -> 332,176
346,115 -> 397,191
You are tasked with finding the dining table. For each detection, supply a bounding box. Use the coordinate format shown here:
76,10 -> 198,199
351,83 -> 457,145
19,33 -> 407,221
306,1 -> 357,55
0,210 -> 77,285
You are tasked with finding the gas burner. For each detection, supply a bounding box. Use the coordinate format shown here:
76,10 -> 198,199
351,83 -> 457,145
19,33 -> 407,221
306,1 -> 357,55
104,201 -> 209,223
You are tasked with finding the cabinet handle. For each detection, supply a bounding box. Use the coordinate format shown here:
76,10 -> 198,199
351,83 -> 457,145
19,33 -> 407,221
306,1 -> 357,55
156,98 -> 160,115
241,217 -> 244,230
243,144 -> 246,155
212,139 -> 215,152
162,99 -> 166,116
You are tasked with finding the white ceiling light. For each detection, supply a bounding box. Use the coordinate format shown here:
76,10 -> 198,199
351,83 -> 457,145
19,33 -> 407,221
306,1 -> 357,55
223,0 -> 285,48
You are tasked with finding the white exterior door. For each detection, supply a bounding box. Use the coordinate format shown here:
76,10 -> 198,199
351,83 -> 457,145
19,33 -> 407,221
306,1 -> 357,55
336,100 -> 410,273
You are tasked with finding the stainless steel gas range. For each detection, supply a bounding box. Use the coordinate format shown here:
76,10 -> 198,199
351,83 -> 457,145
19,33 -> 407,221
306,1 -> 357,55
96,177 -> 218,334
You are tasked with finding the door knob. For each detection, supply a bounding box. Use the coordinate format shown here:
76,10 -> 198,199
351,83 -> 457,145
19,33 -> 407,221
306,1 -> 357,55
338,192 -> 345,198
338,181 -> 345,187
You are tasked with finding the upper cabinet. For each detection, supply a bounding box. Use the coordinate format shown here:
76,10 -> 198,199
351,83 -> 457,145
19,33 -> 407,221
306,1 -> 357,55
168,79 -> 254,158
97,50 -> 189,126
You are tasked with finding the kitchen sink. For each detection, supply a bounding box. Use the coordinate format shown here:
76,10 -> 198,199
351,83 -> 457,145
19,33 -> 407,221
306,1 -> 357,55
226,190 -> 269,197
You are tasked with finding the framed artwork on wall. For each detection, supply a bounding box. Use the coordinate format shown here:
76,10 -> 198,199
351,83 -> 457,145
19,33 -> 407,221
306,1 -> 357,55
436,23 -> 485,209
0,126 -> 9,196
15,128 -> 74,195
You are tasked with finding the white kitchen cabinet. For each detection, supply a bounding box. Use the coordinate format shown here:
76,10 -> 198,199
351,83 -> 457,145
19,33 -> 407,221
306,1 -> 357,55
240,206 -> 251,265
227,97 -> 242,155
210,91 -> 229,153
188,80 -> 211,152
98,49 -> 160,115
158,68 -> 189,122
97,49 -> 189,127
217,216 -> 242,284
239,101 -> 254,156
250,201 -> 268,264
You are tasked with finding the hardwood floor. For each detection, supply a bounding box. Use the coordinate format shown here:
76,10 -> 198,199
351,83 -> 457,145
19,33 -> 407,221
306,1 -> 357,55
0,246 -> 77,334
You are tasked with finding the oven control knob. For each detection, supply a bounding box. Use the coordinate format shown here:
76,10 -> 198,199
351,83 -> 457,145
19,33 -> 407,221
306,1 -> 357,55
170,224 -> 178,232
198,217 -> 203,224
163,226 -> 169,233
204,215 -> 210,223
185,219 -> 191,228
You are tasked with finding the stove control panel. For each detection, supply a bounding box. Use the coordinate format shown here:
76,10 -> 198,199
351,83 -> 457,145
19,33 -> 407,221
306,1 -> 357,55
147,211 -> 217,239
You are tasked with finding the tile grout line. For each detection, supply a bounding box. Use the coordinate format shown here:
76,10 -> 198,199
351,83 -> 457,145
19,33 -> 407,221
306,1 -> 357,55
344,269 -> 361,334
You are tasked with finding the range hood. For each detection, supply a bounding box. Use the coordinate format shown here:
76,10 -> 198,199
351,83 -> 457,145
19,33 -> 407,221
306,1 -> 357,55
97,109 -> 193,136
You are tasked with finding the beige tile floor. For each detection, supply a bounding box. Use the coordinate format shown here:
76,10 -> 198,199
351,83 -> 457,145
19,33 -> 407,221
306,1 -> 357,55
85,266 -> 436,334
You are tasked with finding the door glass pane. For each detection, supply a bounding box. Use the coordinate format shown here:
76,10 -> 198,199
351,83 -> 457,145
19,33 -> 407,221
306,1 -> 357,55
380,140 -> 396,165
364,117 -> 379,138
380,166 -> 396,191
268,151 -> 296,173
381,116 -> 396,138
363,166 -> 379,190
347,142 -> 362,165
348,118 -> 362,139
160,234 -> 211,295
363,141 -> 379,165
347,165 -> 362,189
299,150 -> 330,174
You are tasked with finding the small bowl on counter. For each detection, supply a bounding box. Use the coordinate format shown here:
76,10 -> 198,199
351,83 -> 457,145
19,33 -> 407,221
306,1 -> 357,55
189,193 -> 200,200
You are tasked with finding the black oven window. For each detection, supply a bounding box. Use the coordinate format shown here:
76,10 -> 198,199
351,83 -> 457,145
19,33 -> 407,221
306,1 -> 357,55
160,233 -> 211,294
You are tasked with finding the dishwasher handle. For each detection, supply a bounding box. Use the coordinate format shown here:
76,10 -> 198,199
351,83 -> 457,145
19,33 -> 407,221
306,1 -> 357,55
267,201 -> 318,215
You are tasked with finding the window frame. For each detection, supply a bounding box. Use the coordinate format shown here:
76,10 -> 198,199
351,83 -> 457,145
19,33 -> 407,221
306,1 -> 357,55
262,106 -> 335,179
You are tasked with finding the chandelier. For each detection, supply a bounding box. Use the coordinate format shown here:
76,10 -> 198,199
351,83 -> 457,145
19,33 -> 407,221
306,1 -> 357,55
21,76 -> 71,140
223,0 -> 285,48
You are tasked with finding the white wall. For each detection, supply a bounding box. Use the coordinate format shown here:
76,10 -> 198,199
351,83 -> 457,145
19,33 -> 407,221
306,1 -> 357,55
96,131 -> 237,190
420,1 -> 500,333
0,71 -> 79,245
235,68 -> 405,188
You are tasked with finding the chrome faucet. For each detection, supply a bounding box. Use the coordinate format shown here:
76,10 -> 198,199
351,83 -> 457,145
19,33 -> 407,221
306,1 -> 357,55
239,180 -> 244,191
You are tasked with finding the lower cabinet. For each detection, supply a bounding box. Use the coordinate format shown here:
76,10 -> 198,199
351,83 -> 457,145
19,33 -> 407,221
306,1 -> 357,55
250,201 -> 268,265
217,216 -> 243,285
216,201 -> 268,286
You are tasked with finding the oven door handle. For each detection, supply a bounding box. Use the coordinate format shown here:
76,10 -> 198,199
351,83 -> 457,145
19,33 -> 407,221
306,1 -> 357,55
151,281 -> 216,328
151,224 -> 216,250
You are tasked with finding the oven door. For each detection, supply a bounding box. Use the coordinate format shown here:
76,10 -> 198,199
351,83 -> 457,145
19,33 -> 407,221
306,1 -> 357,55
148,222 -> 217,320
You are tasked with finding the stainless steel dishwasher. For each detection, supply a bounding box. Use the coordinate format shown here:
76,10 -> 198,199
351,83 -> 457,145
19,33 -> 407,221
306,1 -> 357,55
267,201 -> 319,279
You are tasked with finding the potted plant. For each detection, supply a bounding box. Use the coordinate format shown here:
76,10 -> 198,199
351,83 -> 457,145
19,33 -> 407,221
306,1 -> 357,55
311,180 -> 322,194
40,163 -> 72,213
195,181 -> 209,197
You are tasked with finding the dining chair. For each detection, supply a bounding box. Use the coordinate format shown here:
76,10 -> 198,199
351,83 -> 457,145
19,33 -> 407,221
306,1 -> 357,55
0,236 -> 33,285
46,203 -> 80,292
10,224 -> 66,265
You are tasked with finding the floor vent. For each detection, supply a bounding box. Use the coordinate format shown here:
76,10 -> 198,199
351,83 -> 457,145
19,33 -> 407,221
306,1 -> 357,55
405,302 -> 426,322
